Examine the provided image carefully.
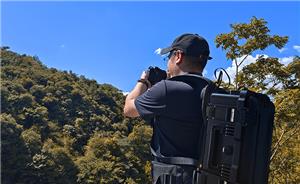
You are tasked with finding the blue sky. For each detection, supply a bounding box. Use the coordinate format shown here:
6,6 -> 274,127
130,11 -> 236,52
2,1 -> 300,92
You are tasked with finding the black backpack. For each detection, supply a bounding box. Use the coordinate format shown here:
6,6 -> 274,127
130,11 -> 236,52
151,72 -> 275,184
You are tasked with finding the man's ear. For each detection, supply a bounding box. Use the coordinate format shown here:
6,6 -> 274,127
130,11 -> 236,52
175,51 -> 184,65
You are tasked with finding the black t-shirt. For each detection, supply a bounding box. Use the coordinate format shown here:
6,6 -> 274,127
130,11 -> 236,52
135,75 -> 208,159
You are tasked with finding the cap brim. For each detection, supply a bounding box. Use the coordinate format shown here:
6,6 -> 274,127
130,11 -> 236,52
208,56 -> 213,60
160,47 -> 173,55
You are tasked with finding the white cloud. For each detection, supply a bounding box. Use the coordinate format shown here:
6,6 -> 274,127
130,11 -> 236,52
219,55 -> 295,84
293,45 -> 300,53
279,48 -> 287,53
220,54 -> 268,83
154,48 -> 162,55
279,56 -> 294,66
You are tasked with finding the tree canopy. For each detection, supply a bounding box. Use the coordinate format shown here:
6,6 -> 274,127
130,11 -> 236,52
1,47 -> 152,184
215,16 -> 288,89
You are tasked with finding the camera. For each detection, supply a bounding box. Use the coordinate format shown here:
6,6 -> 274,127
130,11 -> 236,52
148,66 -> 167,85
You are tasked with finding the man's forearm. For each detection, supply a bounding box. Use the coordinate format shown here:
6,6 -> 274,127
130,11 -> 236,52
124,70 -> 151,117
127,82 -> 148,101
123,81 -> 149,117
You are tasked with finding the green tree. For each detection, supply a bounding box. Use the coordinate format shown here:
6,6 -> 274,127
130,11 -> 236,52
270,88 -> 300,184
238,56 -> 290,95
1,113 -> 30,184
21,126 -> 43,156
76,133 -> 127,184
215,17 -> 288,89
23,140 -> 79,184
127,124 -> 152,183
216,18 -> 298,183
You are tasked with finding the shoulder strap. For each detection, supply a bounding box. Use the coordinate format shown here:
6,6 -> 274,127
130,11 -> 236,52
169,74 -> 221,167
151,74 -> 218,167
198,81 -> 218,167
169,73 -> 216,125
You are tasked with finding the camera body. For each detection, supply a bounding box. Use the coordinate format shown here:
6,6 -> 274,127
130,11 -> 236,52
148,66 -> 167,86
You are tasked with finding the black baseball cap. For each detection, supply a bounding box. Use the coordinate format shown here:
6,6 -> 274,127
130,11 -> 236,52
160,33 -> 212,60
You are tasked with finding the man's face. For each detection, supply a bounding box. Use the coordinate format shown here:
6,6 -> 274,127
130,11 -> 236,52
166,51 -> 176,78
167,50 -> 183,78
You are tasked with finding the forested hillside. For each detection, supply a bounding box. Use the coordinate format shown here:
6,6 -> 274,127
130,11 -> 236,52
1,47 -> 299,184
1,47 -> 152,184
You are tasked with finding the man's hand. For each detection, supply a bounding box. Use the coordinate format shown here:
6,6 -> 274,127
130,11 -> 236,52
140,70 -> 149,80
139,70 -> 152,89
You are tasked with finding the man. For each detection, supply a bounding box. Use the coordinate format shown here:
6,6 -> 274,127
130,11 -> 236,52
124,33 -> 212,184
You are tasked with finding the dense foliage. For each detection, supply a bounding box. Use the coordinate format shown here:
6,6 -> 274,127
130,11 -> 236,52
1,47 -> 152,184
215,17 -> 288,89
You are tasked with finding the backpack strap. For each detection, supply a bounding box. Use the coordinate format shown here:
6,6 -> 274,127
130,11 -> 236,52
151,147 -> 199,166
198,80 -> 218,167
151,74 -> 215,166
150,74 -> 220,184
172,74 -> 218,167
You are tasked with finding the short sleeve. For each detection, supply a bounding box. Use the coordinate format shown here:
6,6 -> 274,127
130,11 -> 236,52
134,80 -> 167,119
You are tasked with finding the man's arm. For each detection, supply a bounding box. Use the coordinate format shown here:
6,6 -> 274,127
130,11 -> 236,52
123,71 -> 151,117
